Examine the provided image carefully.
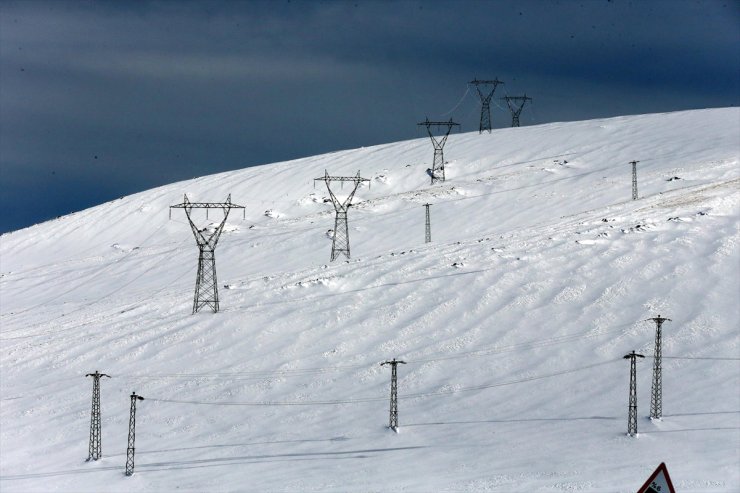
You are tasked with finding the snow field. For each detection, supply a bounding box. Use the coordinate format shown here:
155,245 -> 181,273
0,108 -> 738,492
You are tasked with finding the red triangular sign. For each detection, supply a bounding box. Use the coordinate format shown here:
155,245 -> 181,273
636,462 -> 676,493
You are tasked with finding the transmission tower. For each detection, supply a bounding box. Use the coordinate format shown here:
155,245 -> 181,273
170,194 -> 245,313
417,118 -> 460,184
125,392 -> 144,476
314,170 -> 369,261
623,351 -> 645,437
85,371 -> 110,461
630,160 -> 639,200
470,78 -> 504,133
424,203 -> 432,243
648,315 -> 671,420
501,95 -> 533,127
380,358 -> 406,432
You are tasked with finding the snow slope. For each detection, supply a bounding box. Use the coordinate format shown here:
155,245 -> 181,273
0,108 -> 738,492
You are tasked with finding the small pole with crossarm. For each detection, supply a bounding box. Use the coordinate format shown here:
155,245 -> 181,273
648,315 -> 671,420
380,358 -> 407,432
623,351 -> 645,436
85,371 -> 110,461
125,392 -> 145,476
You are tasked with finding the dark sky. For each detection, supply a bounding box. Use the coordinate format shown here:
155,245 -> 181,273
1,0 -> 738,233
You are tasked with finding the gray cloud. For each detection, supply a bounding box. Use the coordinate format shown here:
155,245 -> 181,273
1,0 -> 738,233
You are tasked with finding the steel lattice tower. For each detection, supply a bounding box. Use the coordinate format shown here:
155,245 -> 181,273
170,194 -> 245,313
630,161 -> 639,200
125,392 -> 144,476
380,358 -> 406,432
85,371 -> 110,461
424,203 -> 432,243
623,351 -> 645,437
501,95 -> 533,127
648,315 -> 671,420
314,170 -> 369,261
417,118 -> 460,184
470,78 -> 504,133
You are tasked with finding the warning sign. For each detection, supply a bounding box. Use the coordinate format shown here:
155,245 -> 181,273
636,462 -> 675,493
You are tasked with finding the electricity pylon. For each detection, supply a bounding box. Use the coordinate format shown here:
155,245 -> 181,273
380,358 -> 406,432
417,118 -> 460,184
125,392 -> 144,476
630,161 -> 639,200
501,95 -> 532,127
470,78 -> 504,133
85,371 -> 110,461
648,315 -> 671,420
170,194 -> 245,313
623,351 -> 645,437
424,203 -> 432,243
314,170 -> 369,261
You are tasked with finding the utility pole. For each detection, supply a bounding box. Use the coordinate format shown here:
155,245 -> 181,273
501,95 -> 533,127
380,358 -> 406,432
314,170 -> 370,261
170,194 -> 245,313
424,203 -> 432,243
125,392 -> 144,476
623,351 -> 645,437
470,78 -> 504,133
630,161 -> 639,200
648,315 -> 671,420
417,118 -> 460,184
85,371 -> 110,461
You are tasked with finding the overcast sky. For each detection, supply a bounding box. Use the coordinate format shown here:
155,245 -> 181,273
0,0 -> 738,233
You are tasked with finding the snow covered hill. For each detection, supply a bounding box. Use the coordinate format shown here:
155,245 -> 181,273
1,108 -> 738,492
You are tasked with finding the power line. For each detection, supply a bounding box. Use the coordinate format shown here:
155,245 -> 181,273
113,321 -> 638,383
2,160 -> 726,340
404,322 -> 635,363
0,242 -> 191,341
439,85 -> 471,117
0,221 -> 173,329
649,356 -> 740,361
144,359 -> 617,408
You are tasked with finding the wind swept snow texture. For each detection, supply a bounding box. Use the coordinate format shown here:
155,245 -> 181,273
1,108 -> 739,492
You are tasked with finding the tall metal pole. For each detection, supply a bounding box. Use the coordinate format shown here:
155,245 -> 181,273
125,392 -> 145,476
649,315 -> 671,420
424,203 -> 432,243
417,119 -> 460,185
470,78 -> 504,133
314,170 -> 369,261
85,371 -> 110,461
170,194 -> 245,313
380,358 -> 406,432
630,160 -> 639,200
500,95 -> 533,127
624,351 -> 645,436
